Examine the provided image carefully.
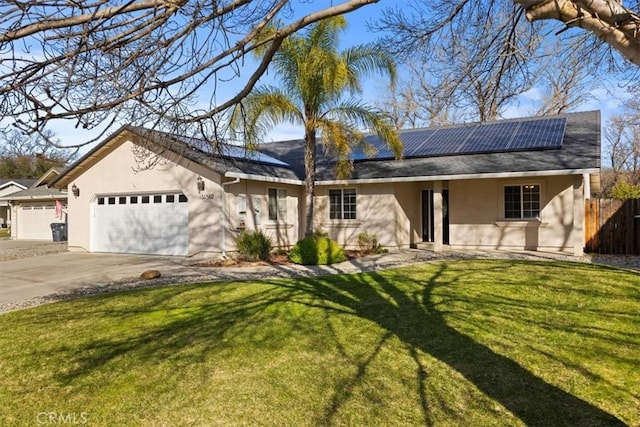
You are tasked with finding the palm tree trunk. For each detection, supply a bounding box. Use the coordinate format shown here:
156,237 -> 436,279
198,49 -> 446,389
303,126 -> 317,236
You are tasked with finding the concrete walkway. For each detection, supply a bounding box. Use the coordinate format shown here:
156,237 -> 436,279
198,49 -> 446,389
2,241 -> 635,313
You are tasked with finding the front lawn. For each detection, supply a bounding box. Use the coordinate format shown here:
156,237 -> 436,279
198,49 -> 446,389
0,260 -> 638,426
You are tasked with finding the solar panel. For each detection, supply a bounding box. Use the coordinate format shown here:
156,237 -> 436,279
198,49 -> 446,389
350,117 -> 567,161
220,145 -> 291,167
173,135 -> 291,167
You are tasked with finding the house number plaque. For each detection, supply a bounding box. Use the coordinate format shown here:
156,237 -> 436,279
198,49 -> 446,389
200,193 -> 215,200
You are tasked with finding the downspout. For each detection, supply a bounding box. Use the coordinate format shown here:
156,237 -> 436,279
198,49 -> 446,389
221,177 -> 240,258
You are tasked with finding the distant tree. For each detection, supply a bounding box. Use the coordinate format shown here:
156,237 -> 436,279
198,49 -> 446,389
231,16 -> 402,236
373,0 -> 601,123
604,111 -> 640,187
0,130 -> 74,178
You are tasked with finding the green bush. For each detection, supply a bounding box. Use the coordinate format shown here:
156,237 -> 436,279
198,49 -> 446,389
289,230 -> 345,265
235,229 -> 273,261
357,231 -> 386,255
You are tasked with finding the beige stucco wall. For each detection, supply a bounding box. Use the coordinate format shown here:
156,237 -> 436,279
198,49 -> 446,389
65,139 -> 224,256
314,182 -> 417,250
224,180 -> 301,250
312,175 -> 583,254
448,176 -> 579,253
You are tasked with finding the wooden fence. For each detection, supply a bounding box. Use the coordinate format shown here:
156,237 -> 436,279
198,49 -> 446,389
585,198 -> 640,255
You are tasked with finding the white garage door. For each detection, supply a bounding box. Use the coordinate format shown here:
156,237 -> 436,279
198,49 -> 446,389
92,193 -> 189,256
17,204 -> 60,240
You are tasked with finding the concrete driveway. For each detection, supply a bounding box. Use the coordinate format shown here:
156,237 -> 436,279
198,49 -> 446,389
0,241 -> 200,307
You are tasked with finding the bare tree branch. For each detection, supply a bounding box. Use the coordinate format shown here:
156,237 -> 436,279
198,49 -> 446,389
0,0 -> 379,146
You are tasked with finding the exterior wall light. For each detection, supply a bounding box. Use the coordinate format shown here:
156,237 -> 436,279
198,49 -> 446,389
71,184 -> 80,197
197,176 -> 205,193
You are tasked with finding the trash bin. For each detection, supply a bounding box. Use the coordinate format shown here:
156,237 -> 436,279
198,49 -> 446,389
51,223 -> 67,242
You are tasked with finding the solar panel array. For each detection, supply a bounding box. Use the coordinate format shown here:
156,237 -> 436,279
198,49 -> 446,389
174,135 -> 291,167
351,117 -> 567,161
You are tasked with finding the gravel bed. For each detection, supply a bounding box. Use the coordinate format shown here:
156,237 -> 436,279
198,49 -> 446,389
1,249 -> 638,314
0,241 -> 68,261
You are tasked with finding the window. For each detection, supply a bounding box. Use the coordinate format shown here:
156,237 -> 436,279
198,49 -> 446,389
329,188 -> 356,220
130,196 -> 138,204
178,194 -> 188,203
142,196 -> 150,204
97,197 -> 105,205
504,185 -> 540,219
108,197 -> 116,205
166,195 -> 175,203
118,196 -> 127,204
268,189 -> 287,221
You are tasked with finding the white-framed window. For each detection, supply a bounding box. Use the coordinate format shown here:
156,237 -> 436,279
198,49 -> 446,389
268,188 -> 287,221
504,184 -> 540,219
329,188 -> 356,220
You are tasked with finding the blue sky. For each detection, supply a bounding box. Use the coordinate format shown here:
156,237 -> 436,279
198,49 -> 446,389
45,0 -> 624,151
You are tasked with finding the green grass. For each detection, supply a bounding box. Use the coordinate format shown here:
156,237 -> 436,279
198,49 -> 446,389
1,260 -> 638,426
0,227 -> 10,238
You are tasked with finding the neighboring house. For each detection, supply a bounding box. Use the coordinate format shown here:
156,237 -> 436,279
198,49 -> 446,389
0,178 -> 35,227
50,110 -> 601,257
0,168 -> 67,240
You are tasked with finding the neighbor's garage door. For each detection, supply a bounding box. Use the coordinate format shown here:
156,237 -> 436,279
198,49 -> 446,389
17,204 -> 58,240
92,193 -> 189,256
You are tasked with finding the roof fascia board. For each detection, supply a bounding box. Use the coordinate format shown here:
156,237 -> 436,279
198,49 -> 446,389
224,172 -> 304,186
315,168 -> 600,186
0,181 -> 28,190
0,194 -> 68,201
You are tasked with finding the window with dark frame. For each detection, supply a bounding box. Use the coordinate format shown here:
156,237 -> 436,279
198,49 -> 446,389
504,184 -> 540,219
329,188 -> 356,220
268,188 -> 287,221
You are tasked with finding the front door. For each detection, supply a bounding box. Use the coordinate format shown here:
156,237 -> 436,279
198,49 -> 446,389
421,189 -> 449,244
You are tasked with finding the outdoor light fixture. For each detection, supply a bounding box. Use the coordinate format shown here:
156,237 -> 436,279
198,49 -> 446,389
71,184 -> 80,197
197,176 -> 205,193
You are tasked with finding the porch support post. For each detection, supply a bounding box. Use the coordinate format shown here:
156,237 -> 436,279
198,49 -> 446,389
433,180 -> 443,252
573,175 -> 585,257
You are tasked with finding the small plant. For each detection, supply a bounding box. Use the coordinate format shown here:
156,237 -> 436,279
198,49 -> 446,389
289,229 -> 345,265
357,231 -> 386,255
235,229 -> 273,261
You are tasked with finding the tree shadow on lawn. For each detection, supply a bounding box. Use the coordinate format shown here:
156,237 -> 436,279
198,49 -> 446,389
49,261 -> 626,426
278,262 -> 626,426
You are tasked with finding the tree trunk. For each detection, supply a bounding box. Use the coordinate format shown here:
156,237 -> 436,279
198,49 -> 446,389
514,0 -> 640,67
303,126 -> 317,237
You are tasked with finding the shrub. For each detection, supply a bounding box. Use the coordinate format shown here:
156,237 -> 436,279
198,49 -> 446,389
289,230 -> 345,265
357,231 -> 386,255
610,181 -> 640,199
235,229 -> 273,261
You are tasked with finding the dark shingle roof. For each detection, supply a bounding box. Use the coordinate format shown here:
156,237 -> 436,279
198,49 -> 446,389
260,110 -> 600,181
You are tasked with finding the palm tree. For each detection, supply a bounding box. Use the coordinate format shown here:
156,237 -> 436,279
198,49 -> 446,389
231,16 -> 402,236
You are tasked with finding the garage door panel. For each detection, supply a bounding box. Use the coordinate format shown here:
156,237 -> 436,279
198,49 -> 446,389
93,194 -> 189,256
18,205 -> 60,240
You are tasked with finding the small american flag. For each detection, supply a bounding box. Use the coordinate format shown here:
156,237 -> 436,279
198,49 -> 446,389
55,200 -> 63,219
